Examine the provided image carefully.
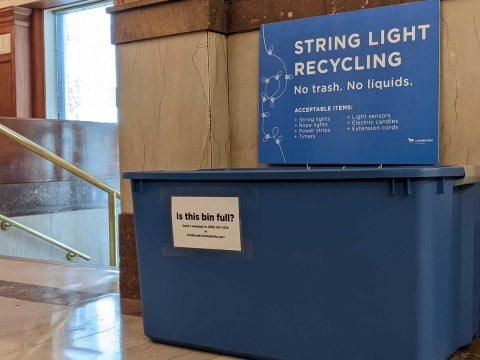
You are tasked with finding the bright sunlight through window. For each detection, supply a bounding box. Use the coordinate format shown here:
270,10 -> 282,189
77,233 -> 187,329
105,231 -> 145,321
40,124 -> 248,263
56,3 -> 117,123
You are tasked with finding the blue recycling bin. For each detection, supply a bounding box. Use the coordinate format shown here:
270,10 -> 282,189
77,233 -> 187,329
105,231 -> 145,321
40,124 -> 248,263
124,166 -> 480,360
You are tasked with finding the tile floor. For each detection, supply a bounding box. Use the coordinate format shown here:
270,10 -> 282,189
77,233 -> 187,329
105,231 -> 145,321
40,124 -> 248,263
0,256 -> 239,360
0,255 -> 478,360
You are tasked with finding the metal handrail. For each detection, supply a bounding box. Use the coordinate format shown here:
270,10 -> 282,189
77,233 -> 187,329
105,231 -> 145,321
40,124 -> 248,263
0,214 -> 90,261
0,124 -> 120,266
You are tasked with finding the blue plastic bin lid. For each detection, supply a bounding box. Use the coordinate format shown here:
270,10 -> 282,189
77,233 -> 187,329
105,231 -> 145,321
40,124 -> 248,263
123,166 -> 466,181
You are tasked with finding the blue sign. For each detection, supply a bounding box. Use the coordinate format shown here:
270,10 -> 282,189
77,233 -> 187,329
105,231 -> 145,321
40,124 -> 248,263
259,0 -> 440,165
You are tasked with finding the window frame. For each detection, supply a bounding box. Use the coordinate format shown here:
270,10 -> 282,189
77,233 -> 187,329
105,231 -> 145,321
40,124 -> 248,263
48,0 -> 115,121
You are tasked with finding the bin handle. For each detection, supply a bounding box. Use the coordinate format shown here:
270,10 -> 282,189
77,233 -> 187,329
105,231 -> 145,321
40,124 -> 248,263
455,165 -> 480,186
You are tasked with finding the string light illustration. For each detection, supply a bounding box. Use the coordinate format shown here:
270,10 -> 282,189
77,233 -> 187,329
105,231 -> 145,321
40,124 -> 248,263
260,26 -> 294,164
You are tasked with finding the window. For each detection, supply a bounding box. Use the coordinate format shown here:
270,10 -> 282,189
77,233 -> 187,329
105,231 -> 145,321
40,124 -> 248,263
54,2 -> 117,123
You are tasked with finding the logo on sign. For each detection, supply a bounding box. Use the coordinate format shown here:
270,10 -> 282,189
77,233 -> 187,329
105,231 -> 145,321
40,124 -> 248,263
408,138 -> 434,145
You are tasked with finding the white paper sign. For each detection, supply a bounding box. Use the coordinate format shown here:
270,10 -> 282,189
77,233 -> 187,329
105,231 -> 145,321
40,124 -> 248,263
171,196 -> 241,251
0,34 -> 11,55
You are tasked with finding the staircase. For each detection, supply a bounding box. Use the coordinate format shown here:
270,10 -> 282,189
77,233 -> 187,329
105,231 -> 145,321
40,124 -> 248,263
0,118 -> 120,266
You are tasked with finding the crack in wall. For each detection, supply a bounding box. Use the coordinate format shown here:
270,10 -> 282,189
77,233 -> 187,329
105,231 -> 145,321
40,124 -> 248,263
155,43 -> 167,140
220,35 -> 231,167
200,131 -> 212,168
440,14 -> 458,162
224,137 -> 231,165
221,36 -> 229,93
441,15 -> 459,124
210,34 -> 230,168
440,122 -> 451,159
207,32 -> 213,169
192,34 -> 209,106
474,11 -> 480,49
207,32 -> 231,169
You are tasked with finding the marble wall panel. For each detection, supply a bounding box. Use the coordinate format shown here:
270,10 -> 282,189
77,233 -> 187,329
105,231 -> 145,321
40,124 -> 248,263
208,32 -> 230,169
227,31 -> 267,169
440,0 -> 480,165
117,31 -> 230,214
0,209 -> 111,266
